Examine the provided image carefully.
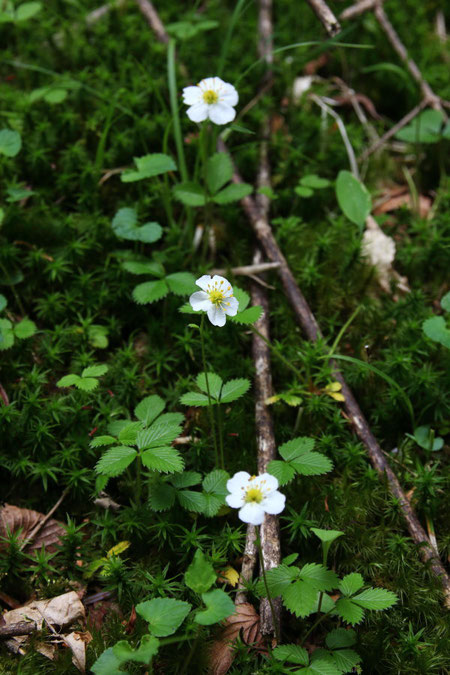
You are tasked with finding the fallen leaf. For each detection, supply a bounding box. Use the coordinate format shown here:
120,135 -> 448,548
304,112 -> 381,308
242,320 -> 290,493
65,630 -> 92,672
374,191 -> 432,219
0,503 -> 65,553
208,602 -> 265,675
217,567 -> 240,587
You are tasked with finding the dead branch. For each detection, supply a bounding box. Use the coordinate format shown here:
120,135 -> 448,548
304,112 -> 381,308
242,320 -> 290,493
210,262 -> 281,277
20,486 -> 70,552
339,0 -> 379,21
235,525 -> 258,605
306,0 -> 341,37
0,622 -> 37,638
134,0 -> 168,43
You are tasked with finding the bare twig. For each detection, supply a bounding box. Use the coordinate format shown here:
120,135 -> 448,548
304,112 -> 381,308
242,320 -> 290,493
306,0 -> 341,37
0,622 -> 37,638
339,0 -> 379,21
210,262 -> 281,277
134,0 -> 168,43
20,486 -> 70,552
86,0 -> 127,26
235,525 -> 258,605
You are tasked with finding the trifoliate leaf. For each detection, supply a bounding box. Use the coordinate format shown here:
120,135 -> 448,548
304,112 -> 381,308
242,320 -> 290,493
0,129 -> 22,157
291,452 -> 333,476
136,598 -> 191,637
165,272 -> 196,296
173,181 -> 206,206
256,564 -> 299,597
202,469 -> 229,495
76,377 -> 99,391
220,378 -> 251,403
232,287 -> 250,312
134,395 -> 165,426
82,364 -> 108,378
266,460 -> 296,486
118,421 -> 143,445
279,437 -> 315,460
229,305 -> 264,325
177,490 -> 206,512
196,372 -> 223,399
195,589 -> 235,625
352,587 -> 398,610
133,280 -> 169,304
141,447 -> 184,473
309,652 -> 342,675
331,648 -> 361,673
300,564 -> 339,591
90,435 -> 117,448
338,573 -> 364,596
169,472 -> 201,489
148,481 -> 176,511
185,549 -> 216,594
282,579 -> 318,618
95,446 -> 137,477
137,421 -> 182,450
13,319 -> 37,339
335,598 -> 364,625
273,644 -> 309,665
202,493 -> 224,517
213,182 -> 253,204
206,152 -> 233,194
179,392 -> 211,407
325,628 -> 357,649
57,374 -> 81,387
122,153 -> 177,182
336,170 -> 371,228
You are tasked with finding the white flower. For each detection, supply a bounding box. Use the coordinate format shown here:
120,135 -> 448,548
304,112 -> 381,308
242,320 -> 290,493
189,274 -> 239,327
182,77 -> 238,125
225,471 -> 286,525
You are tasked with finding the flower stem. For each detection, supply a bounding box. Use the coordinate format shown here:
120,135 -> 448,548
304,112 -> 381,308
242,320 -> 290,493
200,314 -> 219,466
217,403 -> 225,470
256,532 -> 281,643
135,453 -> 142,507
167,40 -> 188,183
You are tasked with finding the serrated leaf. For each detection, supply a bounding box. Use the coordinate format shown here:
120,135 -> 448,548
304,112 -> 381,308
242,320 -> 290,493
141,446 -> 184,473
331,648 -> 361,673
220,378 -> 251,403
313,591 -> 336,614
136,598 -> 191,637
95,446 -> 137,477
352,587 -> 398,610
195,589 -> 235,625
233,287 -> 249,312
171,471 -> 202,488
0,129 -> 22,157
177,490 -> 206,512
185,549 -> 216,594
13,319 -> 37,339
148,481 -> 176,511
122,261 -> 165,276
291,451 -> 333,476
91,647 -> 125,675
202,493 -> 224,517
336,170 -> 371,228
335,598 -> 364,625
213,182 -> 253,204
118,421 -> 143,445
206,152 -> 233,194
57,374 -> 81,388
279,437 -> 315,461
202,469 -> 229,495
89,324 -> 109,349
108,419 -> 133,436
173,181 -> 206,206
338,573 -> 364,596
256,564 -> 299,597
196,372 -> 223,399
266,460 -> 296,486
137,421 -> 182,449
282,579 -> 318,618
82,364 -> 108,378
90,435 -> 117,448
122,153 -> 177,182
166,272 -> 196,296
309,653 -> 342,675
180,392 -> 212,407
134,395 -> 165,426
76,377 -> 99,391
325,627 -> 357,649
133,280 -> 169,304
229,305 -> 264,325
273,644 -> 309,665
300,563 -> 339,591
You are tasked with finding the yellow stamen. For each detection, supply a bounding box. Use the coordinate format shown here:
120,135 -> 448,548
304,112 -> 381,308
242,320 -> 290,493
203,89 -> 219,105
208,289 -> 225,306
245,487 -> 263,504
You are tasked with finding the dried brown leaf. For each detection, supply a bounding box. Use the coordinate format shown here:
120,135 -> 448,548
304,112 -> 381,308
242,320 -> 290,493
0,504 -> 65,553
65,630 -> 92,672
208,602 -> 265,675
373,191 -> 431,218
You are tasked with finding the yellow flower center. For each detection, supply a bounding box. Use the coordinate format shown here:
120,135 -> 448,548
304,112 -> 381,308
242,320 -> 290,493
203,89 -> 218,105
245,487 -> 263,504
208,289 -> 225,306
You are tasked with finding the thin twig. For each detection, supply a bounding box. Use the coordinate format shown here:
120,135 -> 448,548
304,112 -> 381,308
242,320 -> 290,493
134,0 -> 168,43
306,0 -> 341,37
20,486 -> 70,552
359,100 -> 427,161
0,622 -> 37,638
339,0 -> 380,21
209,262 -> 281,277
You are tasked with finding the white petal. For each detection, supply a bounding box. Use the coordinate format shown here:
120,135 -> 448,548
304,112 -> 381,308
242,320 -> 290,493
261,490 -> 286,515
208,103 -> 236,125
226,492 -> 245,509
223,296 -> 239,317
187,103 -> 209,123
207,305 -> 226,327
182,85 -> 202,105
198,77 -> 215,91
195,274 -> 213,291
239,502 -> 265,525
211,274 -> 230,289
219,83 -> 238,107
189,291 -> 211,312
259,472 -> 279,492
227,471 -> 251,493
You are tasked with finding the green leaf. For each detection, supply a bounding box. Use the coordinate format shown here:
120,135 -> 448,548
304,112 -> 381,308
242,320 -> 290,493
90,435 -> 117,448
15,1 -> 42,21
195,589 -> 235,625
295,185 -> 314,198
338,573 -> 364,596
95,446 -> 137,477
308,653 -> 342,675
148,481 -> 176,511
441,292 -> 450,312
220,378 -> 251,403
177,490 -> 206,512
196,372 -> 223,399
300,174 -> 330,189
282,579 -> 318,618
278,437 -> 315,461
13,319 -> 37,339
300,563 -> 339,591
0,129 -> 22,157
180,392 -> 211,407
0,209 -> 4,227
6,187 -> 35,202
257,564 -> 299,596
336,170 -> 371,228
352,587 -> 397,610
134,395 -> 165,426
131,221 -> 162,244
202,493 -> 224,517
0,319 -> 14,350
133,280 -> 169,304
396,109 -> 444,144
335,598 -> 364,625
136,598 -> 191,637
325,627 -> 357,649
89,325 -> 109,349
122,153 -> 177,182
137,420 -> 182,449
411,425 -> 443,452
141,447 -> 184,473
233,287 -> 250,312
76,377 -> 99,391
213,182 -> 253,204
331,648 -> 361,673
118,421 -> 143,445
44,88 -> 67,104
273,644 -> 309,665
311,528 -> 344,545
165,272 -> 197,296
202,469 -> 229,495
91,647 -> 126,675
122,260 -> 164,277
173,182 -> 206,206
206,152 -> 233,194
82,364 -> 108,378
229,306 -> 264,325
291,451 -> 333,476
266,460 -> 296,486
171,471 -> 202,488
185,549 -> 216,594
113,635 -> 159,665
57,374 -> 81,388
423,316 -> 450,348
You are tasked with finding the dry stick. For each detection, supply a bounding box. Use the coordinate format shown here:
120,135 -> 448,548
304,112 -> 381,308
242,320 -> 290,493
134,0 -> 168,43
305,0 -> 341,37
339,0 -> 380,21
20,486 -> 70,552
0,622 -> 37,639
217,136 -> 450,608
210,262 -> 281,277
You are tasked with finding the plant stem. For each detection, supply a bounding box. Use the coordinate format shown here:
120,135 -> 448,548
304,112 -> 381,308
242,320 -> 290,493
167,40 -> 188,182
200,315 -> 219,466
300,607 -> 334,646
136,453 -> 143,507
256,532 -> 281,643
217,403 -> 225,470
